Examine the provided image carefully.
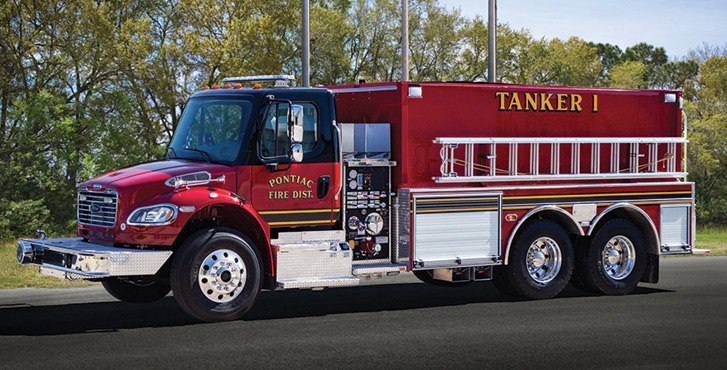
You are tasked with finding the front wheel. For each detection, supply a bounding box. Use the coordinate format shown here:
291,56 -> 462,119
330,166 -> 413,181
170,227 -> 263,322
575,219 -> 646,295
102,277 -> 171,303
500,220 -> 574,299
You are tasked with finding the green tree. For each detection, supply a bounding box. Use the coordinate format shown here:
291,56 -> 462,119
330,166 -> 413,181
608,60 -> 646,88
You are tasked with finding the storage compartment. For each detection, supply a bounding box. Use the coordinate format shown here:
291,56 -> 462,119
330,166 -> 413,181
411,192 -> 502,269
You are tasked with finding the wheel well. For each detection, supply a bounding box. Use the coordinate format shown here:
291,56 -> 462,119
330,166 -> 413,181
174,204 -> 273,288
588,205 -> 660,256
503,207 -> 583,265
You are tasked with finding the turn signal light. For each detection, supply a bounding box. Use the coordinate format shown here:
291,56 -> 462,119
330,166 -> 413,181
202,86 -> 210,91
505,214 -> 518,222
211,85 -> 220,89
233,84 -> 242,89
223,83 -> 231,89
253,84 -> 262,90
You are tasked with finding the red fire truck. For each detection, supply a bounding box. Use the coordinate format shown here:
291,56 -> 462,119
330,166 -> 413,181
17,76 -> 695,322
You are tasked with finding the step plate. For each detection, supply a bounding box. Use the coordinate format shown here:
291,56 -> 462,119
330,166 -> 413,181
276,277 -> 359,289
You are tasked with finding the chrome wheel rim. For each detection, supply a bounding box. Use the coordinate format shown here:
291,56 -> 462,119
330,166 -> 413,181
526,237 -> 562,284
198,249 -> 246,303
601,235 -> 635,280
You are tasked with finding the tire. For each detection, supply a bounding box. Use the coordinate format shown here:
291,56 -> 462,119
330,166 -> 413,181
570,237 -> 599,294
413,270 -> 471,287
492,265 -> 518,297
500,220 -> 574,300
576,219 -> 646,295
102,278 -> 171,303
170,227 -> 263,322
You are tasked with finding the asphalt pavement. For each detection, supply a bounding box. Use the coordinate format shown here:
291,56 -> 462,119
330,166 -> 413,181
1,256 -> 726,370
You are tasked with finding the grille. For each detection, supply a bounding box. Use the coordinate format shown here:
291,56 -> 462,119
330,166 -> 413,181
78,189 -> 118,228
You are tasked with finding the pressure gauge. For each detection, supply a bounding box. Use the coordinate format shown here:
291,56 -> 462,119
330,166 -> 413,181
347,216 -> 361,230
365,212 -> 384,235
349,180 -> 357,190
348,169 -> 357,179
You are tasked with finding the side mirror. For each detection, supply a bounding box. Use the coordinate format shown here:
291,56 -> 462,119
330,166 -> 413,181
289,104 -> 304,144
290,143 -> 303,163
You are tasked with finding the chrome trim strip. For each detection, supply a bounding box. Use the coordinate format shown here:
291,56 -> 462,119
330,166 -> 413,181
435,137 -> 688,144
329,85 -> 398,93
503,205 -> 583,265
435,173 -> 688,182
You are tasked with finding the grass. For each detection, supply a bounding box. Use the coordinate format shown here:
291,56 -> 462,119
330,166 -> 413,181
694,226 -> 727,256
1,227 -> 726,289
0,239 -> 96,289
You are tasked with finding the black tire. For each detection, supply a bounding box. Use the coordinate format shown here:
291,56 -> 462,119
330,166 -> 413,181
491,265 -> 518,297
500,220 -> 574,300
412,270 -> 471,287
102,278 -> 171,303
570,237 -> 599,294
576,219 -> 646,295
170,227 -> 263,322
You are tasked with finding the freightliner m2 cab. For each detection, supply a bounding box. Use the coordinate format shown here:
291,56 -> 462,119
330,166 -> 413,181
18,76 -> 698,322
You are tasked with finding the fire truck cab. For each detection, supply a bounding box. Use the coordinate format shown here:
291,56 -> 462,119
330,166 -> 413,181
17,76 -> 696,322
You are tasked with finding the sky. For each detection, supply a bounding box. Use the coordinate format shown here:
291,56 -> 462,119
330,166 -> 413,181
438,0 -> 727,59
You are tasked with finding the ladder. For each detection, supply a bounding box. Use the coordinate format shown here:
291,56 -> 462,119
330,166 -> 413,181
433,137 -> 687,183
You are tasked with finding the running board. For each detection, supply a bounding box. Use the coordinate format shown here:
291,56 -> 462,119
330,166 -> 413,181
353,263 -> 407,278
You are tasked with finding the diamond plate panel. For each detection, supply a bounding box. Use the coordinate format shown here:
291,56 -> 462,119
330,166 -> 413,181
275,242 -> 354,288
394,188 -> 411,264
23,238 -> 171,277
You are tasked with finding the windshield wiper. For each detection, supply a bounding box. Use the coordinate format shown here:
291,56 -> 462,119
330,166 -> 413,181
184,148 -> 213,163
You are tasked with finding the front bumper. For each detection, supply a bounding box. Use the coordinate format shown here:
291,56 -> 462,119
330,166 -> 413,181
17,238 -> 172,280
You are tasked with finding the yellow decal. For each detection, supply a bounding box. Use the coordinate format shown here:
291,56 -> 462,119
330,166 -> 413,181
495,92 -> 596,113
268,174 -> 314,200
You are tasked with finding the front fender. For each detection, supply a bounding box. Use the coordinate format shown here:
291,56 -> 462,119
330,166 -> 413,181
116,187 -> 269,246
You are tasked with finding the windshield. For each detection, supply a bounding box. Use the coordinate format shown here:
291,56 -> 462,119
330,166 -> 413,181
169,97 -> 254,164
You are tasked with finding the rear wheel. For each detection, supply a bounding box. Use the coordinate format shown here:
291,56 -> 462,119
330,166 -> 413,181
102,277 -> 171,303
170,227 -> 263,322
500,220 -> 574,299
576,219 -> 646,295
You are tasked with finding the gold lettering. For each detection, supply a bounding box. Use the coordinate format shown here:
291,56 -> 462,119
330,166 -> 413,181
508,93 -> 523,111
592,94 -> 599,112
571,94 -> 583,112
524,93 -> 538,111
269,179 -> 276,188
556,94 -> 568,111
540,93 -> 554,111
306,180 -> 313,188
495,92 -> 509,111
282,175 -> 290,184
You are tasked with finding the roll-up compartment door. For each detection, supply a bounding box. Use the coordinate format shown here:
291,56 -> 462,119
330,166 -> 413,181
412,192 -> 501,269
660,204 -> 691,253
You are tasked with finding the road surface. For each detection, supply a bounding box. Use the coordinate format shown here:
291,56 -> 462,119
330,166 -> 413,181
1,257 -> 725,370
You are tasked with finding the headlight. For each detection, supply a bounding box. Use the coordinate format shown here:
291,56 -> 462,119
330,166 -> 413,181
127,204 -> 178,225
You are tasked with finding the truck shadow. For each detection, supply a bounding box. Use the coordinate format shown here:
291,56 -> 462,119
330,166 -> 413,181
0,282 -> 671,336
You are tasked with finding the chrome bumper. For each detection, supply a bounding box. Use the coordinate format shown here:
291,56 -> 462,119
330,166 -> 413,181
17,238 -> 172,280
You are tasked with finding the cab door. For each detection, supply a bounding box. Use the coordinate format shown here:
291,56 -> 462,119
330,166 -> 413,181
249,96 -> 339,229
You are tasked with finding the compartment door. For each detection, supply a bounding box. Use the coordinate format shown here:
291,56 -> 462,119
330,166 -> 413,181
411,192 -> 501,269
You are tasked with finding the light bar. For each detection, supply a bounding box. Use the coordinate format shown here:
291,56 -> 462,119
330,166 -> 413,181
222,75 -> 295,87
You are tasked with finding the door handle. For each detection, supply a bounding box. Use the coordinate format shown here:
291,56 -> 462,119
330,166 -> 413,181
317,176 -> 330,199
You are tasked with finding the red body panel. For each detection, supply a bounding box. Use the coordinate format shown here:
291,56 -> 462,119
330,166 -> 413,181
331,82 -> 683,189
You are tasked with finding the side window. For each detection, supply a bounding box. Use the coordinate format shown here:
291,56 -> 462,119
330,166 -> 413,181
300,103 -> 318,152
261,103 -> 289,158
260,102 -> 319,158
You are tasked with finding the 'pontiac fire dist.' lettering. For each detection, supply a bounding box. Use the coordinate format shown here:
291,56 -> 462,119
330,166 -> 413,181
268,175 -> 314,189
268,174 -> 315,200
495,92 -> 599,113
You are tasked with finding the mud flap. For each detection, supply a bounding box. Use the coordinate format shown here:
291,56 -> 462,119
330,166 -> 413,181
640,253 -> 659,283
